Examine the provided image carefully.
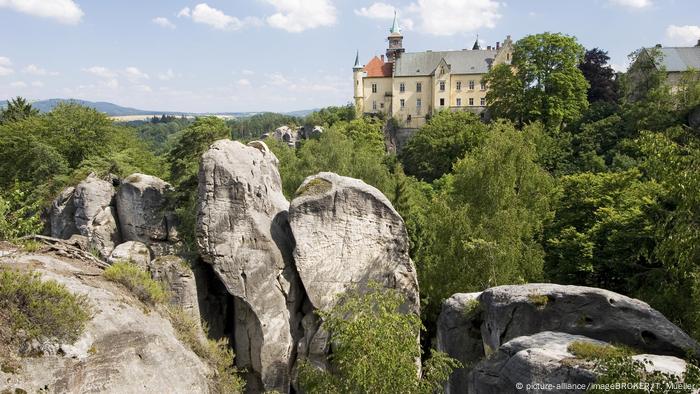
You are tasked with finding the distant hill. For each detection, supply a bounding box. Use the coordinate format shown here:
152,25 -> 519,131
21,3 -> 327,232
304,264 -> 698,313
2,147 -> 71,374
0,98 -> 316,118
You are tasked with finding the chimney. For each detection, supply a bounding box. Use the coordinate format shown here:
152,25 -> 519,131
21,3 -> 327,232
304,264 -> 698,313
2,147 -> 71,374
496,41 -> 500,50
381,54 -> 385,62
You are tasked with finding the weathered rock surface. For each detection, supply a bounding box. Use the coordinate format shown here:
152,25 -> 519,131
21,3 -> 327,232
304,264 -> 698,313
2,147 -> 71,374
107,241 -> 150,268
289,172 -> 419,313
469,331 -> 690,394
73,174 -> 121,258
438,284 -> 700,393
150,255 -> 201,318
49,186 -> 78,239
197,139 -> 302,393
261,125 -> 323,147
116,173 -> 174,247
0,250 -> 211,394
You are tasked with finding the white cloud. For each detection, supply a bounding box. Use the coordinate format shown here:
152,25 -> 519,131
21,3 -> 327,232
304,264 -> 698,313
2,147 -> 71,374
134,84 -> 152,93
83,66 -> 117,78
609,0 -> 651,8
31,80 -> 44,87
355,2 -> 395,19
9,81 -> 27,88
237,78 -> 251,86
23,64 -> 59,76
181,3 -> 261,31
268,72 -> 289,85
0,56 -> 13,76
153,16 -> 176,29
242,69 -> 255,75
105,79 -> 119,89
158,68 -> 176,81
666,25 -> 700,46
408,0 -> 502,36
125,66 -> 149,82
265,0 -> 337,33
0,0 -> 84,24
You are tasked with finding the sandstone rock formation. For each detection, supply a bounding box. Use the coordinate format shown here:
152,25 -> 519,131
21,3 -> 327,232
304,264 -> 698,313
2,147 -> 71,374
289,172 -> 419,313
150,255 -> 201,318
73,174 -> 121,259
116,173 -> 177,255
437,284 -> 700,393
197,139 -> 302,393
469,331 -> 690,394
261,125 -> 323,147
107,241 -> 150,268
0,250 -> 211,393
49,186 -> 78,239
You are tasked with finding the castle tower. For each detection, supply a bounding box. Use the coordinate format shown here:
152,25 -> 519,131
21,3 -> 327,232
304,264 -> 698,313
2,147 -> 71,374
386,11 -> 405,62
353,50 -> 364,117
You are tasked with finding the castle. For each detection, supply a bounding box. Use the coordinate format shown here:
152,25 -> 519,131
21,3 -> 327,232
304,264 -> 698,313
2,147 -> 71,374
353,12 -> 514,129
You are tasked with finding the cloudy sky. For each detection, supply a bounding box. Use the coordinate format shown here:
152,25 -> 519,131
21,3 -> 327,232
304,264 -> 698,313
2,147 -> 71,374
0,0 -> 698,112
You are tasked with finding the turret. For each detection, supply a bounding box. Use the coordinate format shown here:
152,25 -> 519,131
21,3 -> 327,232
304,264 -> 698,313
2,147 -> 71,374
386,11 -> 405,62
353,50 -> 364,117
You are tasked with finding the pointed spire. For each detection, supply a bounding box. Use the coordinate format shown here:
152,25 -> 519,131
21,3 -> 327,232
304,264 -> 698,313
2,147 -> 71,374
390,10 -> 401,35
472,34 -> 481,50
353,50 -> 362,69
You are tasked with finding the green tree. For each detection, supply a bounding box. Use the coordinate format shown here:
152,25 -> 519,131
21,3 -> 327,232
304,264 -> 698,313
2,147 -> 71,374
484,32 -> 589,130
0,96 -> 39,124
418,122 -> 556,320
579,48 -> 619,103
399,111 -> 488,182
298,284 -> 459,393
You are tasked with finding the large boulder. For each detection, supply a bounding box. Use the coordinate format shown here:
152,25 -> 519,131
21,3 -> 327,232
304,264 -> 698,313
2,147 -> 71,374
73,174 -> 121,258
197,139 -> 302,393
437,284 -> 700,393
116,174 -> 175,252
150,255 -> 201,318
469,331 -> 690,394
107,241 -> 151,269
0,250 -> 211,393
49,186 -> 79,239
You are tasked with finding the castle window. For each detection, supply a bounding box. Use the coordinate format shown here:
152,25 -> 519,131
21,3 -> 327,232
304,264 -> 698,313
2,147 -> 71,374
400,82 -> 405,93
480,97 -> 486,106
400,99 -> 405,109
480,81 -> 487,90
469,80 -> 475,90
440,98 -> 445,106
456,81 -> 462,91
372,83 -> 377,93
469,98 -> 474,106
373,101 -> 377,110
380,102 -> 385,109
416,98 -> 422,109
416,82 -> 422,92
439,81 -> 446,92
456,98 -> 462,106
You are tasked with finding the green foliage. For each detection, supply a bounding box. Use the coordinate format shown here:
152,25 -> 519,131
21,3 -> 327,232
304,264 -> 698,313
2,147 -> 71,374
298,284 -> 459,394
167,117 -> 231,249
0,96 -> 39,124
484,32 -> 589,130
568,341 -> 634,361
589,356 -> 700,394
103,261 -> 167,305
167,308 -> 245,394
579,48 -> 620,103
0,269 -> 91,351
231,112 -> 298,140
0,183 -> 43,240
303,105 -> 355,128
131,117 -> 192,154
399,111 -> 488,182
418,121 -> 556,321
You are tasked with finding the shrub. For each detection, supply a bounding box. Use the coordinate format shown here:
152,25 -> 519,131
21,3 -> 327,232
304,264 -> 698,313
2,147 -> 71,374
167,308 -> 245,394
590,356 -> 700,394
0,184 -> 43,241
0,269 -> 91,350
103,261 -> 167,304
568,341 -> 634,361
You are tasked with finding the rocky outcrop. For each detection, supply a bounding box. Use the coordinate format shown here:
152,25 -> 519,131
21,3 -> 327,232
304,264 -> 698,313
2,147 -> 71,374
116,173 -> 178,256
437,284 -> 700,393
469,331 -> 689,394
197,139 -> 302,393
73,174 -> 121,259
107,241 -> 150,268
150,255 -> 201,318
261,125 -> 323,147
49,186 -> 78,239
0,250 -> 211,393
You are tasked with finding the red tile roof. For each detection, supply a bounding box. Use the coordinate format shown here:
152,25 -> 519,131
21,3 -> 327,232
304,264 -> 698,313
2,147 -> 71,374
364,56 -> 393,77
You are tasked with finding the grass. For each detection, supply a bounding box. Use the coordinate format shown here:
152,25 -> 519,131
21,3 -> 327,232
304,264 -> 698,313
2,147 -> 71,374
0,269 -> 91,353
463,298 -> 482,319
167,308 -> 245,394
568,341 -> 635,361
104,261 -> 167,305
295,177 -> 332,197
527,293 -> 550,308
19,240 -> 43,253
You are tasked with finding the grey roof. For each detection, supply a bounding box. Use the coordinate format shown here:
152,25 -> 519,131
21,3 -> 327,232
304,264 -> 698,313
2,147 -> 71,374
394,49 -> 498,77
658,47 -> 700,72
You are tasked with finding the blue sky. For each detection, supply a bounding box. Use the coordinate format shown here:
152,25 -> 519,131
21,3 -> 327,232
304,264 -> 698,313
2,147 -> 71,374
0,0 -> 698,113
